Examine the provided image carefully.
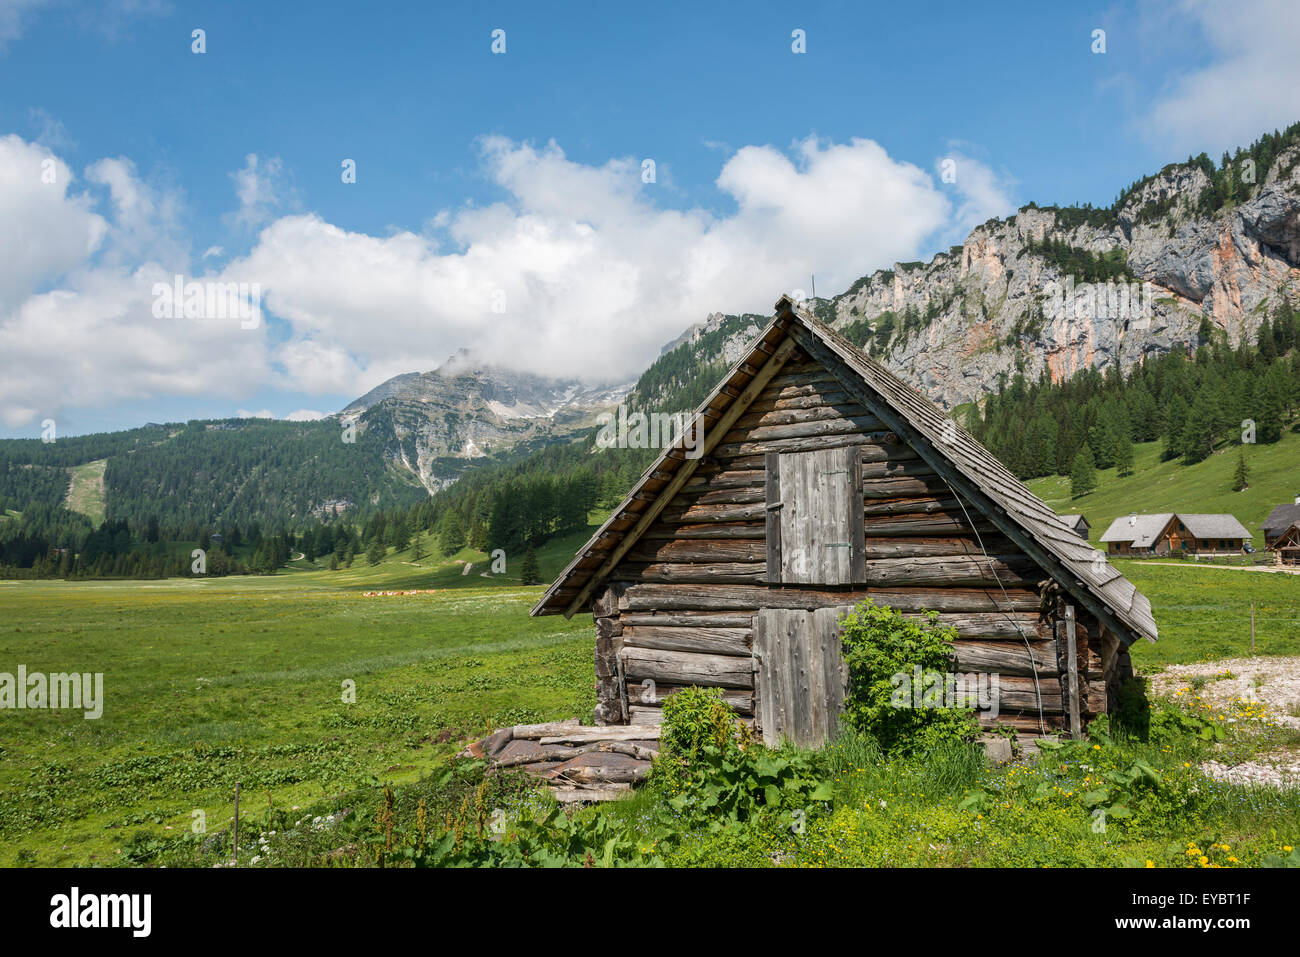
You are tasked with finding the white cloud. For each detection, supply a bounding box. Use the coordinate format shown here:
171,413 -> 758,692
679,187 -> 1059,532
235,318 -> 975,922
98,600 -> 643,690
237,407 -> 325,422
1144,0 -> 1300,155
935,150 -> 1017,246
228,153 -> 292,231
1,131 -> 1002,427
0,0 -> 47,52
0,134 -> 107,311
235,135 -> 969,392
0,137 -> 267,428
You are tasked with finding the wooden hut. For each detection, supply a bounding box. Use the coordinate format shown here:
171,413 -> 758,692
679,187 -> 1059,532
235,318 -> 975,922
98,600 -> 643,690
1058,514 -> 1090,540
1267,522 -> 1300,565
531,297 -> 1157,744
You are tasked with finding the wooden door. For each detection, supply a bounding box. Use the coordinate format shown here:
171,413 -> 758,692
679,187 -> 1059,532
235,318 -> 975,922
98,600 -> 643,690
754,606 -> 850,747
765,446 -> 865,585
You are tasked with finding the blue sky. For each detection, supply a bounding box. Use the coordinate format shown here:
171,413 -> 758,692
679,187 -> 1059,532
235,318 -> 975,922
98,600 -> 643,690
2,0 -> 1298,437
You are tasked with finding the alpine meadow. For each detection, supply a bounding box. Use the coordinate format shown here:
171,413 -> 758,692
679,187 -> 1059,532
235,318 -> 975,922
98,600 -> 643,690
1,4 -> 1299,930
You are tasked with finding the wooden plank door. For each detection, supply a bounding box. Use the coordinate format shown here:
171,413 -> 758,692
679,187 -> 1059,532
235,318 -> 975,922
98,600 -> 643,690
754,606 -> 850,747
766,445 -> 865,584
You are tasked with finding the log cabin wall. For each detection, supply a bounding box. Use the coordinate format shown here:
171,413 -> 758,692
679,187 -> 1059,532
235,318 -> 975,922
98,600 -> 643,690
589,346 -> 1113,739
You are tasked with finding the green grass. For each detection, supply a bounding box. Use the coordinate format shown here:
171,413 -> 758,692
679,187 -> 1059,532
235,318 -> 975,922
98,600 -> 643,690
0,526 -> 598,867
1119,561 -> 1300,666
1,509 -> 1297,867
1026,430 -> 1300,545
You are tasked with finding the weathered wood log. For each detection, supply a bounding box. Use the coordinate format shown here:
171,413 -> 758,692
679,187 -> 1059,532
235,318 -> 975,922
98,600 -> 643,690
536,725 -> 662,744
859,457 -> 937,479
625,539 -> 765,563
549,784 -> 633,803
618,561 -> 767,585
621,612 -> 755,628
625,681 -> 753,713
743,389 -> 858,414
642,521 -> 765,540
660,502 -> 765,523
511,719 -> 582,739
616,582 -> 1041,613
620,646 -> 755,689
672,487 -> 764,507
553,763 -> 652,785
760,370 -> 843,393
950,640 -> 1059,677
856,554 -> 1038,588
733,403 -> 874,431
622,624 -> 753,657
860,536 -> 1019,559
927,612 -> 1051,639
683,469 -> 765,491
719,415 -> 884,447
713,432 -> 881,459
862,495 -> 962,516
628,706 -> 664,726
862,513 -> 998,536
860,475 -> 951,499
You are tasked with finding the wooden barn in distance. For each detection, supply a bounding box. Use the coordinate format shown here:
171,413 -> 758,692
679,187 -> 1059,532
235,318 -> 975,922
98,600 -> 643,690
531,297 -> 1158,745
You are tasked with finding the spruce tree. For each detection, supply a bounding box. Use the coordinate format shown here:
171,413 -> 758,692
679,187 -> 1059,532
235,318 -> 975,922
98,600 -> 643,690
1070,444 -> 1098,497
1115,431 -> 1135,477
1232,447 -> 1250,491
519,546 -> 542,585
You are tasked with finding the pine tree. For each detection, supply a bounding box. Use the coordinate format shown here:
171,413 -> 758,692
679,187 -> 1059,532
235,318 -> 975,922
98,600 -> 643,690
519,546 -> 542,585
1114,430 -> 1135,477
1070,444 -> 1098,498
367,540 -> 385,566
1231,447 -> 1250,491
439,511 -> 466,556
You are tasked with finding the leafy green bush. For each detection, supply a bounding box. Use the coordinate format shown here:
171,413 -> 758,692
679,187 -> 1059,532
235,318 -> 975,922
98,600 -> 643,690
838,599 -> 977,755
652,686 -> 746,795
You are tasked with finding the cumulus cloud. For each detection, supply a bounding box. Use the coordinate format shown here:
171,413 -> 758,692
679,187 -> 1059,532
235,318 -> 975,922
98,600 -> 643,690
235,135 -> 983,393
0,136 -> 267,428
1,131 -> 1005,427
1144,0 -> 1300,155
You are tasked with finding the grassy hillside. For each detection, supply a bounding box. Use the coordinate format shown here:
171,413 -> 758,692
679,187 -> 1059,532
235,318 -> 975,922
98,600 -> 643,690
1026,431 -> 1300,546
65,458 -> 107,525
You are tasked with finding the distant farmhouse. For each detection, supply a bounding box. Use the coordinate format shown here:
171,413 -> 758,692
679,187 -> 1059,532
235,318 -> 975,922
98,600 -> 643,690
1099,513 -> 1250,557
1058,514 -> 1089,540
1263,496 -> 1300,565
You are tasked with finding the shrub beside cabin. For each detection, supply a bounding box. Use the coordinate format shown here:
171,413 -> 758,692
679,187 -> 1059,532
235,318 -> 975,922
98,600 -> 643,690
531,298 -> 1158,745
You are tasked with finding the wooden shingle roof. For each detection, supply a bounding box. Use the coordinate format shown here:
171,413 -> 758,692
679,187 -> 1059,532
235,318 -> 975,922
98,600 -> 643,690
531,296 -> 1157,645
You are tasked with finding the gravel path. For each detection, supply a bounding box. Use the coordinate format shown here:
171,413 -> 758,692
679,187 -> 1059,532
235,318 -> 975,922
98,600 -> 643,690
1150,656 -> 1300,787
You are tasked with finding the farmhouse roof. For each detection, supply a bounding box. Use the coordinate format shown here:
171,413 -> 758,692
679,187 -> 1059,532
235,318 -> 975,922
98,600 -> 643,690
530,297 -> 1157,644
1178,514 -> 1250,540
1263,503 -> 1300,535
1099,514 -> 1174,547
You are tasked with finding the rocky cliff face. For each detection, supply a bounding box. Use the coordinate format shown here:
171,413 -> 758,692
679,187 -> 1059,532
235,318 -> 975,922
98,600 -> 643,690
827,142 -> 1300,409
343,350 -> 631,493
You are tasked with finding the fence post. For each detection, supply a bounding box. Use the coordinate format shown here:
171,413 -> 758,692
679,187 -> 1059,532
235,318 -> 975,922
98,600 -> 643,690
232,781 -> 240,867
1250,603 -> 1255,655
